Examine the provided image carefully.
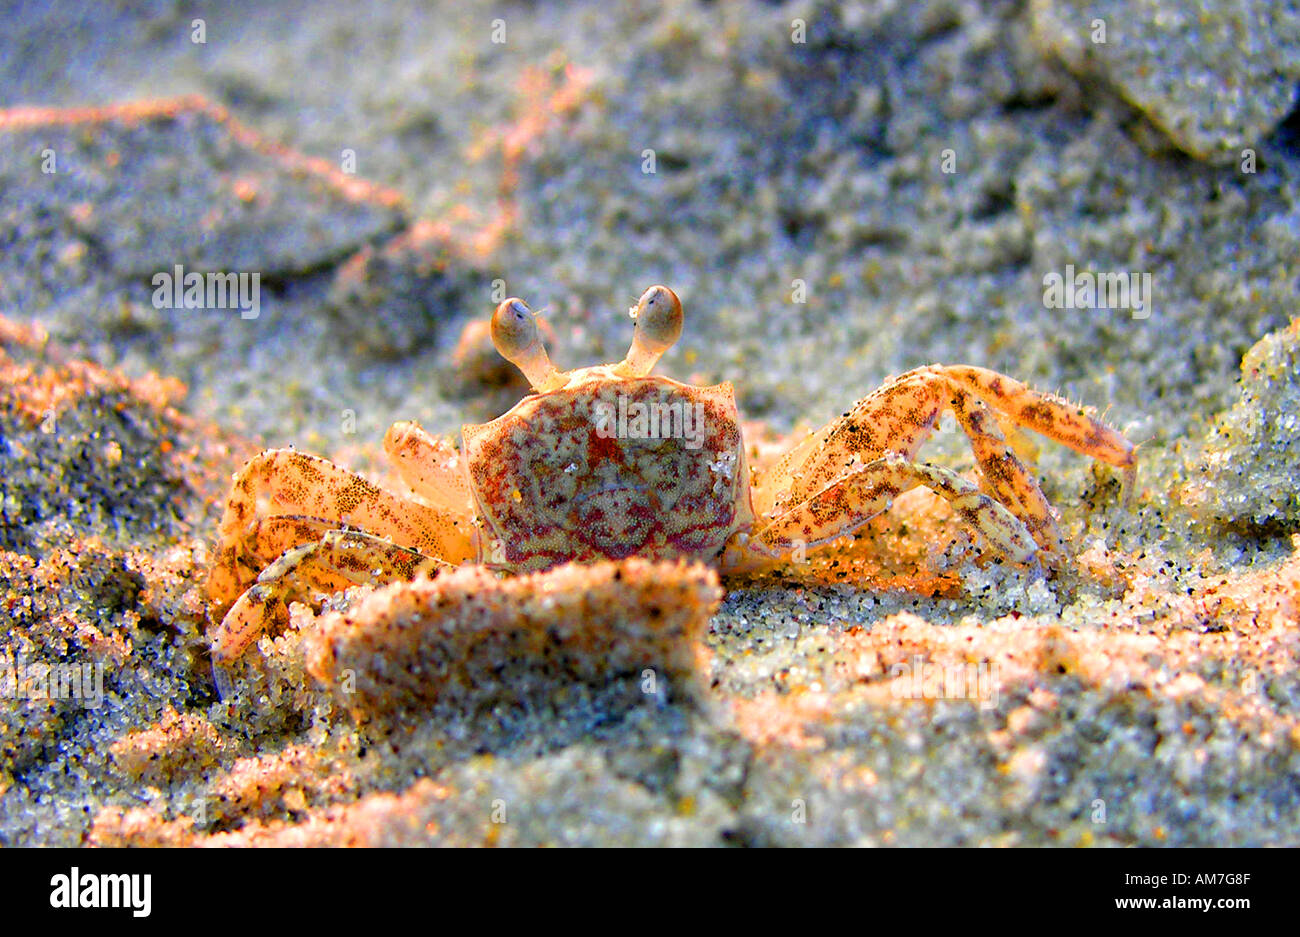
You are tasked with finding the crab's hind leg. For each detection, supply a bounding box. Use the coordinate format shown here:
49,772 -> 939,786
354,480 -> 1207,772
210,529 -> 452,696
744,453 -> 1038,565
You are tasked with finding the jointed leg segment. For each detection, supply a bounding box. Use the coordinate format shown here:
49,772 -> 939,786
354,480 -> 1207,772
206,446 -> 475,687
752,453 -> 1039,562
210,529 -> 452,695
748,365 -> 1135,566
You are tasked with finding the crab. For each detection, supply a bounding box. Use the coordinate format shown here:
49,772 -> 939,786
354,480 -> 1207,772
206,285 -> 1136,692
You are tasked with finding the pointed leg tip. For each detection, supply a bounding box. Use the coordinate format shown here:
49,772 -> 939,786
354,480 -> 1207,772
211,661 -> 237,700
1121,463 -> 1139,510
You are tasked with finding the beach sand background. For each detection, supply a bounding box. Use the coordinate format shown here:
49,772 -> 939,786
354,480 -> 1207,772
1,0 -> 1298,845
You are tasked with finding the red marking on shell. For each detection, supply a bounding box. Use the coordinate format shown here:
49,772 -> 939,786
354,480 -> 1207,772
587,428 -> 624,465
463,377 -> 749,572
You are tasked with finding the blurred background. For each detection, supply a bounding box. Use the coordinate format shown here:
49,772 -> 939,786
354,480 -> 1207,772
1,0 -> 1297,476
3,0 -> 1300,851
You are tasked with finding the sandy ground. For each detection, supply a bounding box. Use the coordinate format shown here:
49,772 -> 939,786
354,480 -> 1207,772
1,0 -> 1298,846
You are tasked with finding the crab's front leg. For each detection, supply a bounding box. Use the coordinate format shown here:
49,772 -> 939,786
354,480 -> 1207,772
208,447 -> 474,618
207,442 -> 476,687
382,420 -> 474,517
211,529 -> 454,697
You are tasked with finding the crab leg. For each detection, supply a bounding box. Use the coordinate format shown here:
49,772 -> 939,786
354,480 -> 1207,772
751,365 -> 1135,565
935,366 -> 1135,474
210,529 -> 452,695
215,449 -> 474,556
946,392 -> 1064,557
209,448 -> 473,606
756,371 -> 943,518
208,514 -> 353,621
746,453 -> 1037,562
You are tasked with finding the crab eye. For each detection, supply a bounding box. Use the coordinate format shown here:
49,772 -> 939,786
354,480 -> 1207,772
491,298 -> 540,360
490,298 -> 561,391
630,285 -> 683,352
616,285 -> 683,378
